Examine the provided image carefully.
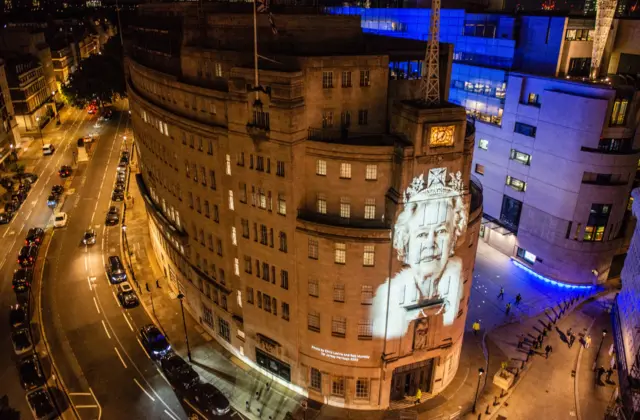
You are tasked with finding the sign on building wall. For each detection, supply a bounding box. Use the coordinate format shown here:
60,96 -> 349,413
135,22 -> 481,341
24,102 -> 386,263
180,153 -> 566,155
372,167 -> 468,344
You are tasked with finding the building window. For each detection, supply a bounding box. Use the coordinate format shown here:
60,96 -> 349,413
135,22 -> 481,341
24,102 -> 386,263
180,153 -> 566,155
237,152 -> 245,166
360,70 -> 370,87
340,111 -> 351,127
257,291 -> 262,308
584,203 -> 611,242
207,139 -> 213,155
214,205 -> 219,223
185,160 -> 191,178
277,193 -> 286,215
209,170 -> 216,190
310,368 -> 322,391
280,270 -> 289,290
358,109 -> 368,125
333,284 -> 345,302
341,71 -> 352,88
263,293 -> 271,313
478,139 -> 489,150
256,156 -> 264,171
225,154 -> 231,175
355,379 -> 370,399
340,197 -> 351,219
231,227 -> 237,246
322,110 -> 334,128
244,256 -> 252,273
568,57 -> 591,77
526,93 -> 539,106
510,149 -> 532,165
202,305 -> 214,328
279,232 -> 287,252
516,247 -> 536,264
365,164 -> 377,180
361,285 -> 375,305
228,190 -> 234,210
500,195 -> 523,232
234,258 -> 240,276
316,160 -> 327,176
322,71 -> 333,89
340,163 -> 351,179
215,62 -> 222,77
241,219 -> 250,238
216,238 -> 223,256
363,245 -> 375,266
335,243 -> 346,264
218,317 -> 230,342
282,302 -> 289,321
475,164 -> 485,175
364,198 -> 375,219
308,278 -> 319,297
506,175 -> 527,192
316,194 -> 327,214
514,122 -> 536,137
611,98 -> 629,126
276,161 -> 285,177
331,316 -> 346,337
308,311 -> 320,332
246,287 -> 254,304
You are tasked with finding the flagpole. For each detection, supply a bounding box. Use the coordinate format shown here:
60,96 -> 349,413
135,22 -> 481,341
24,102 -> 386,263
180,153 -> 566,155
253,0 -> 259,101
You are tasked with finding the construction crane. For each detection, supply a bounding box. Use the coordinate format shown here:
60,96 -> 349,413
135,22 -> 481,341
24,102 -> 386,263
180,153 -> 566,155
420,0 -> 442,106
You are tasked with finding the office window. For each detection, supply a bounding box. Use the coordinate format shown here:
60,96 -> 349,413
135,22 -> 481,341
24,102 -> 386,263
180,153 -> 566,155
308,311 -> 320,332
332,316 -> 346,337
360,70 -> 370,87
258,188 -> 266,209
340,163 -> 351,179
192,164 -> 198,183
584,203 -> 611,242
204,200 -> 210,218
225,154 -> 231,175
611,98 -> 629,126
207,139 -> 213,155
363,245 -> 375,266
246,287 -> 254,304
279,232 -> 287,252
185,160 -> 191,178
234,258 -> 240,276
333,284 -> 345,302
209,170 -> 216,190
335,243 -> 346,264
277,193 -> 286,215
364,198 -> 375,220
200,167 -> 207,186
514,122 -> 536,137
262,262 -> 270,282
216,238 -> 223,256
527,93 -> 539,105
263,293 -> 271,313
241,219 -> 250,238
244,256 -> 252,273
506,175 -> 527,192
269,228 -> 274,248
276,161 -> 285,177
282,302 -> 289,321
228,190 -> 234,210
272,297 -> 277,316
257,291 -> 262,308
231,227 -> 237,246
355,379 -> 370,399
365,164 -> 377,180
310,368 -> 322,391
322,71 -> 333,89
237,152 -> 245,166
215,62 -> 222,77
340,197 -> 351,219
341,71 -> 352,88
256,156 -> 264,172
267,191 -> 272,211
218,317 -> 230,342
478,139 -> 489,150
358,109 -> 368,126
260,225 -> 268,245
510,149 -> 532,165
361,285 -> 373,305
475,164 -> 485,175
308,278 -> 319,297
239,183 -> 247,203
316,194 -> 327,214
322,110 -> 334,128
213,205 -> 219,223
308,238 -> 319,260
316,160 -> 327,176
196,197 -> 201,213
280,270 -> 289,290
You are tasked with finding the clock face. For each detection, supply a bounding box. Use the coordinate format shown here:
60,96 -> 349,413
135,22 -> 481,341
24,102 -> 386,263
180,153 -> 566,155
429,125 -> 456,147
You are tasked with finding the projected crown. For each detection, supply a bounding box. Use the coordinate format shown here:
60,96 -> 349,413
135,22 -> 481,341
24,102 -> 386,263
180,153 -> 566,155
403,168 -> 464,203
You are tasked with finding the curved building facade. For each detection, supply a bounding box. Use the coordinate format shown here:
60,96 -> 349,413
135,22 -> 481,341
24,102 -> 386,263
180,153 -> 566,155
127,3 -> 481,409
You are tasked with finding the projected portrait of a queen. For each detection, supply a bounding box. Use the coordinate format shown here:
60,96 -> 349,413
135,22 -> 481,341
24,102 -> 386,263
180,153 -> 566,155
372,167 -> 468,341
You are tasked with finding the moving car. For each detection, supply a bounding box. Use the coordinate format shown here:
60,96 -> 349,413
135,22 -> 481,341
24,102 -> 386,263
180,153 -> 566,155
105,206 -> 119,225
83,135 -> 94,143
193,383 -> 231,416
0,211 -> 13,224
161,353 -> 199,391
117,282 -> 139,308
9,304 -> 27,330
83,229 -> 96,245
17,245 -> 38,267
42,144 -> 55,156
53,212 -> 68,228
107,256 -> 127,284
58,165 -> 72,178
11,328 -> 33,355
19,355 -> 46,390
25,228 -> 44,246
12,268 -> 32,293
103,109 -> 113,120
139,324 -> 171,359
26,387 -> 58,420
47,195 -> 58,208
51,185 -> 64,197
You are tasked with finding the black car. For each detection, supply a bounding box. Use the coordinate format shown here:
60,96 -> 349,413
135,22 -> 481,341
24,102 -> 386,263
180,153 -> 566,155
12,191 -> 26,203
161,353 -> 199,390
5,201 -> 19,214
0,176 -> 14,189
107,256 -> 127,284
26,387 -> 58,420
59,165 -> 72,178
116,173 -> 126,184
11,328 -> 32,355
193,383 -> 231,417
9,304 -> 27,329
83,229 -> 96,245
115,180 -> 126,190
51,185 -> 64,196
106,206 -> 120,225
103,109 -> 113,120
47,195 -> 58,208
17,245 -> 38,267
13,268 -> 32,293
117,282 -> 138,307
25,228 -> 44,246
120,151 -> 130,163
19,355 -> 45,390
140,324 -> 171,359
112,190 -> 125,202
19,182 -> 31,193
14,173 -> 38,184
0,212 -> 13,224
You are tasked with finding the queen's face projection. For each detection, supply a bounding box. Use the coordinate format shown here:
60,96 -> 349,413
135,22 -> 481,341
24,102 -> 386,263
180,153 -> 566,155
372,168 -> 468,341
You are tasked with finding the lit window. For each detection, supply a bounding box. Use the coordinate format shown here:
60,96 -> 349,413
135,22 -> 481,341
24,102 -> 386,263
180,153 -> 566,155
516,247 -> 536,264
506,175 -> 527,192
277,193 -> 286,215
341,71 -> 352,88
331,316 -> 346,337
316,160 -> 327,176
331,376 -> 345,397
583,203 -> 611,242
225,154 -> 231,175
322,71 -> 333,89
228,190 -> 234,210
527,93 -> 539,105
234,258 -> 239,275
359,70 -> 370,87
308,278 -> 319,297
340,163 -> 351,179
510,149 -> 532,165
339,197 -> 351,219
333,284 -> 345,302
308,311 -> 320,331
365,164 -> 377,180
322,110 -> 333,128
310,368 -> 322,391
355,378 -> 370,398
316,194 -> 327,214
478,139 -> 489,150
475,164 -> 485,175
231,227 -> 237,246
215,62 -> 222,77
364,198 -> 375,219
360,285 -> 373,305
611,98 -> 629,126
335,242 -> 346,264
363,245 -> 375,266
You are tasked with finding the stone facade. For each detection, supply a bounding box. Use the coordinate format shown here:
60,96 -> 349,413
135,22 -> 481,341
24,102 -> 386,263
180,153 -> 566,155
128,3 -> 481,409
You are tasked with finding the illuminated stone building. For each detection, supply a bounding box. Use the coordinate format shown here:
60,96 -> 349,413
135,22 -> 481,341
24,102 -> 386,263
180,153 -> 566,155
128,2 -> 481,409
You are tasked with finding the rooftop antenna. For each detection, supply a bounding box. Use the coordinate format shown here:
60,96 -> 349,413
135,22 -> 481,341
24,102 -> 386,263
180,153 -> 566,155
420,0 -> 441,106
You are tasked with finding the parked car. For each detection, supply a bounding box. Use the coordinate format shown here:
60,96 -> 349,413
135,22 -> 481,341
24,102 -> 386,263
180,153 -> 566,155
26,387 -> 58,420
107,256 -> 127,284
161,353 -> 199,391
12,191 -> 26,203
53,212 -> 68,228
139,324 -> 171,359
47,195 -> 58,208
105,206 -> 119,226
51,185 -> 64,196
117,282 -> 139,308
0,176 -> 14,189
11,328 -> 33,355
25,228 -> 44,246
0,211 -> 13,224
12,268 -> 32,293
83,229 -> 96,245
9,304 -> 27,330
14,173 -> 38,184
19,182 -> 31,193
19,355 -> 46,390
193,383 -> 231,417
17,245 -> 38,267
103,109 -> 113,120
116,172 -> 126,184
120,151 -> 130,163
112,190 -> 125,202
4,201 -> 19,213
58,165 -> 72,178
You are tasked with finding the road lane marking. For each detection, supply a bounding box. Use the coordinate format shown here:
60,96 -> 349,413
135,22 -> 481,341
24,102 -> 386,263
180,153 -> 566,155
101,320 -> 111,339
26,210 -> 32,219
136,338 -> 151,360
183,399 -> 207,419
133,378 -> 155,401
164,409 -> 179,420
114,347 -> 128,369
156,367 -> 171,386
93,297 -> 101,314
112,290 -> 119,305
69,392 -> 92,396
84,256 -> 88,271
75,405 -> 99,409
123,312 -> 134,331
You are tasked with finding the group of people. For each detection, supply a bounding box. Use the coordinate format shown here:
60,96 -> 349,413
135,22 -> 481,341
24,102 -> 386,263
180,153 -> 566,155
497,287 -> 522,316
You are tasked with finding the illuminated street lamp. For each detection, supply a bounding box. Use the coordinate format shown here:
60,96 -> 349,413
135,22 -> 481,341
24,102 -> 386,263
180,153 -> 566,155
177,293 -> 192,362
472,367 -> 485,413
595,329 -> 608,368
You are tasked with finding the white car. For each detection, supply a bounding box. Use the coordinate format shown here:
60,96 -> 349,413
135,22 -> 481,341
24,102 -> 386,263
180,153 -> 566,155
53,212 -> 68,228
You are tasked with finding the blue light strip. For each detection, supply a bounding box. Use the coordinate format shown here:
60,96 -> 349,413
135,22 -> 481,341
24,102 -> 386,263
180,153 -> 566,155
512,260 -> 595,290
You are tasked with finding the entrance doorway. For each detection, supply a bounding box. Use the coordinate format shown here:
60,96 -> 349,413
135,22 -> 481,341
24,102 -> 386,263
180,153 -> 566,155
390,359 -> 434,401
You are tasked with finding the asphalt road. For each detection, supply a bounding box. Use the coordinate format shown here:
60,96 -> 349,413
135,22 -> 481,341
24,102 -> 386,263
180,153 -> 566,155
0,106 -> 92,417
39,105 -> 188,420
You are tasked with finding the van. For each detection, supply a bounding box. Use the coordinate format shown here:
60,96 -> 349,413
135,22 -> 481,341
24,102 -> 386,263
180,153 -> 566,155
107,256 -> 127,284
42,144 -> 55,156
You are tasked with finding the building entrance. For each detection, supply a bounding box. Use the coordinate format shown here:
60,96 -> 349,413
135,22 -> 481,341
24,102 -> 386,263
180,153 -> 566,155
390,358 -> 434,400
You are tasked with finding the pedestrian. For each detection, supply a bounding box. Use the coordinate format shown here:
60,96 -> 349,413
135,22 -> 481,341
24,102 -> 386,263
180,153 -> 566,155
472,320 -> 481,336
517,334 -> 525,349
542,328 -> 548,338
569,333 -> 576,348
497,287 -> 505,300
505,303 -> 511,316
538,334 -> 544,345
515,293 -> 522,305
606,368 -> 614,382
597,366 -> 606,384
585,335 -> 592,349
415,388 -> 422,405
545,344 -> 553,359
567,327 -> 573,337
527,348 -> 534,361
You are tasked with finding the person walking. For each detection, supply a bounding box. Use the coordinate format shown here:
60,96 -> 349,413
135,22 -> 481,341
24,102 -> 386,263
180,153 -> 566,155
505,303 -> 511,316
597,366 -> 606,385
606,368 -> 614,383
515,293 -> 522,306
497,287 -> 505,300
472,320 -> 481,336
544,344 -> 553,359
569,333 -> 576,348
517,334 -> 525,349
585,335 -> 592,349
415,388 -> 422,405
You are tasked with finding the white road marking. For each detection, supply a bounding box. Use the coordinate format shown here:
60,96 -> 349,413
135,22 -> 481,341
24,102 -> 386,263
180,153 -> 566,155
101,320 -> 111,339
93,297 -> 100,314
164,410 -> 179,420
133,378 -> 155,401
112,290 -> 119,305
26,210 -> 32,219
156,367 -> 171,386
136,338 -> 151,360
88,276 -> 92,291
75,405 -> 99,409
122,312 -> 134,331
183,399 -> 207,419
69,392 -> 92,396
114,347 -> 128,369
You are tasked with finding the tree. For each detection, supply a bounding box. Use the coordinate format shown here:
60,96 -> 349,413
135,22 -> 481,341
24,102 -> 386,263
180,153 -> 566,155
61,37 -> 125,108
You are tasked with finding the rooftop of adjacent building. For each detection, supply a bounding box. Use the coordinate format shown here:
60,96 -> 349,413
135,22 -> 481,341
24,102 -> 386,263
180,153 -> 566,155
511,71 -> 640,91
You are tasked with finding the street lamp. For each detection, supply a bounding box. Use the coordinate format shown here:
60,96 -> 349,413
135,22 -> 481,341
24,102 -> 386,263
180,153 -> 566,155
35,117 -> 44,146
177,293 -> 192,362
472,367 -> 485,413
595,329 -> 608,367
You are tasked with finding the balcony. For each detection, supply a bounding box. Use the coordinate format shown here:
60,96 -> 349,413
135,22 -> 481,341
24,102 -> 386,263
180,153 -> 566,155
297,210 -> 391,229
